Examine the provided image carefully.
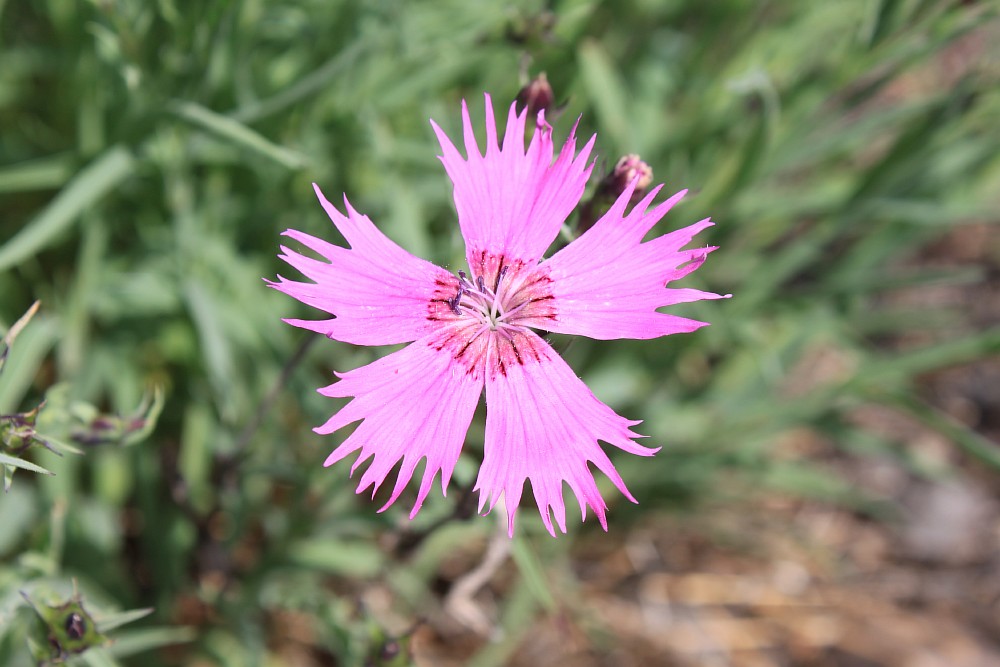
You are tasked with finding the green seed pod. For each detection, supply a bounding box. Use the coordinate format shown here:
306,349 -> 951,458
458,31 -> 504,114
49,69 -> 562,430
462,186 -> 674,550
363,619 -> 418,667
21,591 -> 108,665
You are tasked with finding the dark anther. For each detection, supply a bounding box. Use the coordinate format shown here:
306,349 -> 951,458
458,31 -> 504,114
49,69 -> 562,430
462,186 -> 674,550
65,612 -> 86,640
495,265 -> 508,292
476,275 -> 486,293
448,285 -> 465,315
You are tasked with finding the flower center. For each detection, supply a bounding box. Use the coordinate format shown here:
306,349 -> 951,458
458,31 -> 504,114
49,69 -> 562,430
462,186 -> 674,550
448,268 -> 530,334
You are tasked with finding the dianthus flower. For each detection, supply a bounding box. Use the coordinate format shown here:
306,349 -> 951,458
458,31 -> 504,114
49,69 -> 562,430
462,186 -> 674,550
271,94 -> 726,536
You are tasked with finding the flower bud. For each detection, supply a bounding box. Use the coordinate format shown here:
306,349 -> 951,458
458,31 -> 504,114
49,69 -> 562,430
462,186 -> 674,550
0,402 -> 55,456
516,73 -> 555,119
577,154 -> 654,232
609,154 -> 653,200
21,590 -> 108,665
69,387 -> 163,447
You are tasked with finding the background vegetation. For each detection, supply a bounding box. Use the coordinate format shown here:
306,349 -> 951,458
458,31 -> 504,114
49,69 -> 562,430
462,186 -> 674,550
1,0 -> 998,665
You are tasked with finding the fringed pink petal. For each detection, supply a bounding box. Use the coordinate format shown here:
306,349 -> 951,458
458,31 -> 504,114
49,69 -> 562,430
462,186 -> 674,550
271,97 -> 728,538
430,93 -> 595,268
475,332 -> 657,537
535,184 -> 730,340
268,184 -> 453,346
316,335 -> 483,518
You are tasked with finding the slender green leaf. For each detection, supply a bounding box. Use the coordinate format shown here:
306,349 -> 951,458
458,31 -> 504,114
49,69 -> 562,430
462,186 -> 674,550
287,539 -> 384,577
0,147 -> 134,273
0,153 -> 73,194
105,626 -> 196,658
578,40 -> 633,150
169,101 -> 308,170
0,453 -> 52,475
510,539 -> 556,612
95,608 -> 154,633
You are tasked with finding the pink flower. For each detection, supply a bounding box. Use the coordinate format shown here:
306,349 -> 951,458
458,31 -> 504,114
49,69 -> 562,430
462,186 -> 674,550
271,94 -> 727,536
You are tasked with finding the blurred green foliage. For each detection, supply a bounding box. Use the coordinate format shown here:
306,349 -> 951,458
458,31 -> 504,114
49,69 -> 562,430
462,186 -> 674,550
1,0 -> 998,665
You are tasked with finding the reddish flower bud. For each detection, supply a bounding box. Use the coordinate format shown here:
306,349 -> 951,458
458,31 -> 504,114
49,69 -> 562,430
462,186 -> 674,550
516,73 -> 555,119
577,154 -> 654,232
609,154 -> 653,200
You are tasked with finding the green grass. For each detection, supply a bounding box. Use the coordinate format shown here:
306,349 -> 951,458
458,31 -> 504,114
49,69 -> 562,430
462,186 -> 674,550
1,0 -> 999,665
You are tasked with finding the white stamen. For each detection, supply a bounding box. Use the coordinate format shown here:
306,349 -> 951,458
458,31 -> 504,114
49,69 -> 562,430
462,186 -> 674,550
453,268 -> 527,331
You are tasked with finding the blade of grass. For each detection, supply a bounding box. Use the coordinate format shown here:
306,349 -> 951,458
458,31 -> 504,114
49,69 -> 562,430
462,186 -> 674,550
510,538 -> 556,612
229,40 -> 369,123
0,313 -> 60,414
95,608 -> 154,633
852,329 -> 1000,387
0,153 -> 73,194
578,40 -> 634,150
886,391 -> 1000,470
168,100 -> 308,170
105,626 -> 196,658
0,146 -> 134,273
183,280 -> 237,419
